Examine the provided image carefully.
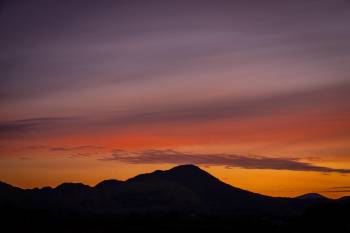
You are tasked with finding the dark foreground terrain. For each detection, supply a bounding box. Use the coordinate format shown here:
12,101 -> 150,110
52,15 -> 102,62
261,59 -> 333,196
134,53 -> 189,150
1,165 -> 349,232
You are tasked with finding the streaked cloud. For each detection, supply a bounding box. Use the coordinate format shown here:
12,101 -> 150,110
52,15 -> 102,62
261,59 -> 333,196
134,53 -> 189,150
320,186 -> 350,193
102,82 -> 350,127
0,117 -> 77,138
100,149 -> 350,174
321,190 -> 350,193
50,145 -> 104,152
2,82 -> 349,138
330,186 -> 350,189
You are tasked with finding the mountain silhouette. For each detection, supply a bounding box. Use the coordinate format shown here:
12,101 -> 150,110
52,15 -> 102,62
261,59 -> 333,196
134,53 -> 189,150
124,164 -> 280,213
1,165 -> 349,233
296,193 -> 330,201
0,181 -> 22,192
55,182 -> 91,192
94,179 -> 123,190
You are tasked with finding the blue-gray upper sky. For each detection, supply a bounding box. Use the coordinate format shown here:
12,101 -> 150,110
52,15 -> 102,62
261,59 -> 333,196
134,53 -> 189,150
1,0 -> 350,120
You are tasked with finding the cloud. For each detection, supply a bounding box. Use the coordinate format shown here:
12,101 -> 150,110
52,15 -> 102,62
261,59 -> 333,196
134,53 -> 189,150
329,186 -> 350,189
24,145 -> 47,150
2,82 -> 350,140
48,145 -> 106,159
50,145 -> 104,152
321,186 -> 350,193
321,190 -> 350,193
0,117 -> 77,138
100,149 -> 350,174
96,82 -> 350,130
2,0 -> 349,104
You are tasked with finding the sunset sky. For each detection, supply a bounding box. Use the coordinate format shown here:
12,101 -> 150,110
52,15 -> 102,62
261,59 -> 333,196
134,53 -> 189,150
1,0 -> 350,198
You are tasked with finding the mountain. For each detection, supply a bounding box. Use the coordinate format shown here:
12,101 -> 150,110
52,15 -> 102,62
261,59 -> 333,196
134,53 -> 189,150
0,165 -> 298,215
55,182 -> 91,192
0,181 -> 23,202
124,164 -> 281,213
94,179 -> 123,190
1,165 -> 349,232
0,181 -> 22,192
296,193 -> 330,201
338,196 -> 350,202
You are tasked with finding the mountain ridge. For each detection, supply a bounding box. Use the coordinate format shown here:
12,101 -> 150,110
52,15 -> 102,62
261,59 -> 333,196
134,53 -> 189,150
296,192 -> 330,201
0,165 -> 346,200
1,165 -> 350,233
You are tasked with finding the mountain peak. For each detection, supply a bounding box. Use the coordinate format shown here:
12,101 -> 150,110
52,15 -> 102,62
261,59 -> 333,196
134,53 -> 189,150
127,164 -> 214,183
296,193 -> 329,200
94,179 -> 123,189
0,181 -> 22,192
170,164 -> 200,169
55,182 -> 90,191
167,164 -> 219,179
168,164 -> 203,172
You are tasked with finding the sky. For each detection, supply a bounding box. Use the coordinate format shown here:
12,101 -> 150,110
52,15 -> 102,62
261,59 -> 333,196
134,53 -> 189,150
1,0 -> 350,198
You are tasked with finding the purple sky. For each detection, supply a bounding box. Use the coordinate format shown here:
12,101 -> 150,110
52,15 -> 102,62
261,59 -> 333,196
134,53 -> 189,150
1,0 -> 350,121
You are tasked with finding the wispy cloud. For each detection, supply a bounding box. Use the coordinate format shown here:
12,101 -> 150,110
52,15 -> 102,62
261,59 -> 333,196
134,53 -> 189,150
1,82 -> 350,140
329,186 -> 350,189
50,145 -> 104,152
100,149 -> 350,174
0,117 -> 77,138
321,190 -> 350,193
102,82 -> 350,127
321,186 -> 350,193
48,145 -> 106,159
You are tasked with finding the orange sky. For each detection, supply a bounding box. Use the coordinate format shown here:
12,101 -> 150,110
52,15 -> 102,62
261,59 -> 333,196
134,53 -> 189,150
1,108 -> 350,198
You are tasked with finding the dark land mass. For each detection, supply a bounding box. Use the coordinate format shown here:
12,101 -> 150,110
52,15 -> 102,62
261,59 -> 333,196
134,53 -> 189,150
1,165 -> 349,232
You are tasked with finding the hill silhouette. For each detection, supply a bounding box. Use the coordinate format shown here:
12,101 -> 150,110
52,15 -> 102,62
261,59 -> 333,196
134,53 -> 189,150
296,193 -> 330,201
0,165 -> 349,232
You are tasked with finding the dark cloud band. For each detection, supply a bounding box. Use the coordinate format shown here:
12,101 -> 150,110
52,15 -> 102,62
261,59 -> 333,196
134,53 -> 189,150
100,149 -> 350,174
